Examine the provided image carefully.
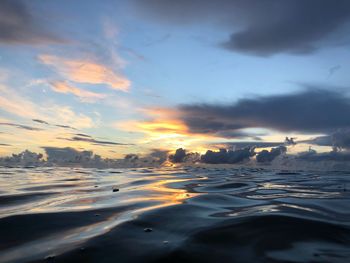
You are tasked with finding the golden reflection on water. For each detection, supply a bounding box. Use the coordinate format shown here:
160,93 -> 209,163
0,169 -> 202,263
145,178 -> 198,203
6,170 -> 200,216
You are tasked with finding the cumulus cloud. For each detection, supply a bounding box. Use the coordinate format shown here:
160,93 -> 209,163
168,148 -> 201,163
256,146 -> 287,163
43,147 -> 93,164
0,148 -> 104,167
2,145 -> 350,168
148,149 -> 169,163
0,150 -> 44,167
177,89 -> 350,137
169,148 -> 187,163
25,147 -> 166,168
0,0 -> 63,45
133,0 -> 350,56
50,81 -> 106,102
39,55 -> 130,91
201,147 -> 255,164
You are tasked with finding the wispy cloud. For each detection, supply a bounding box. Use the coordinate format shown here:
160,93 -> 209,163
0,122 -> 43,131
42,105 -> 94,129
0,84 -> 40,119
0,84 -> 95,129
39,54 -> 130,91
32,119 -> 49,125
57,135 -> 133,146
32,119 -> 77,130
50,81 -> 106,102
55,124 -> 77,130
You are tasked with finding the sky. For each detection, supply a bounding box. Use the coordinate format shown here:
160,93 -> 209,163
1,0 -> 350,158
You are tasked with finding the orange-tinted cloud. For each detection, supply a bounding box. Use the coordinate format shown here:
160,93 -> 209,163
51,81 -> 106,102
39,55 -> 130,91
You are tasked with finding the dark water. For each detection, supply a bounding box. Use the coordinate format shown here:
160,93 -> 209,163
0,167 -> 350,263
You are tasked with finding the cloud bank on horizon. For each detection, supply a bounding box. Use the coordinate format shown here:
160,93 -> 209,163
2,143 -> 350,171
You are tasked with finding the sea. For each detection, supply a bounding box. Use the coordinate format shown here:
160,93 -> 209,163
0,166 -> 350,263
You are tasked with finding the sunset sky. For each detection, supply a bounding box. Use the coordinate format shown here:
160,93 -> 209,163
1,0 -> 350,157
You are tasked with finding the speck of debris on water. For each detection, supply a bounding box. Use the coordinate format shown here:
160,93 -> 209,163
144,228 -> 153,232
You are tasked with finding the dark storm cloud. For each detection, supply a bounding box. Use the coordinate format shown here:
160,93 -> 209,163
57,135 -> 133,146
134,0 -> 350,55
0,122 -> 43,131
0,0 -> 63,44
177,89 -> 350,137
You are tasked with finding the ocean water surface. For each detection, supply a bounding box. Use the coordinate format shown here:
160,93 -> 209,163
0,166 -> 350,262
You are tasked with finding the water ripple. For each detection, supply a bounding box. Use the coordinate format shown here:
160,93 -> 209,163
0,167 -> 349,262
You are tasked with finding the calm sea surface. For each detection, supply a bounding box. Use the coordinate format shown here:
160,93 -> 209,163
0,166 -> 350,262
